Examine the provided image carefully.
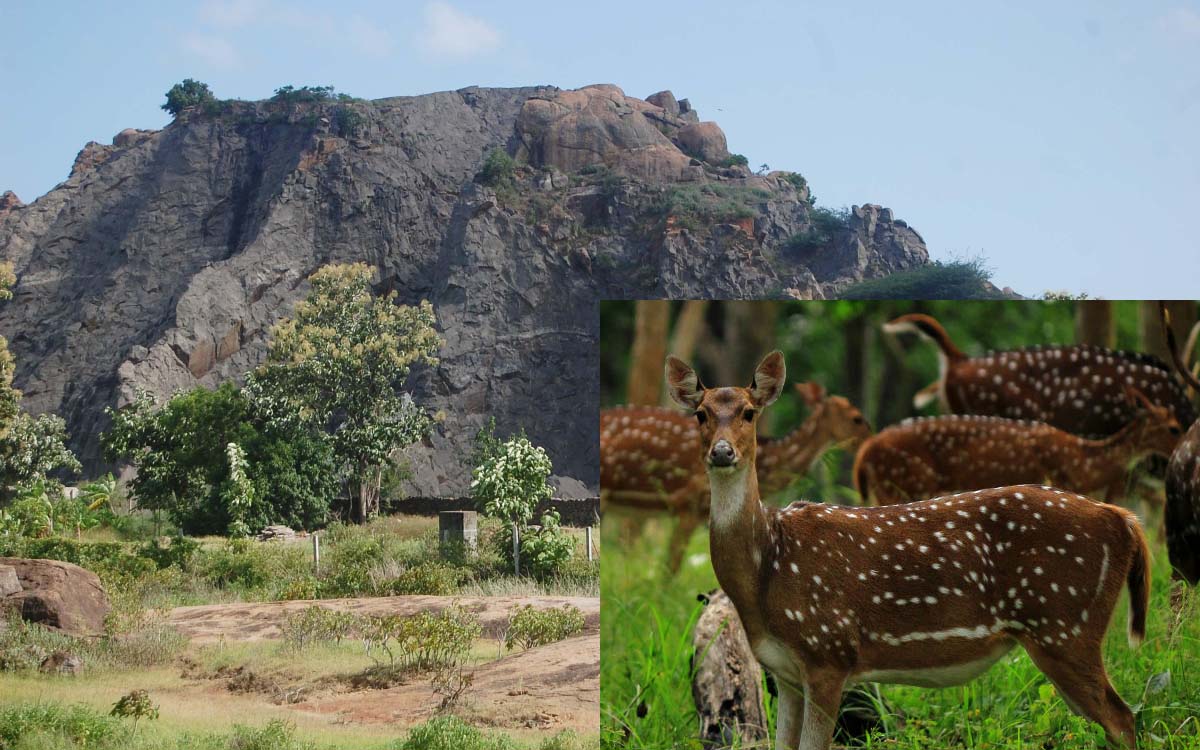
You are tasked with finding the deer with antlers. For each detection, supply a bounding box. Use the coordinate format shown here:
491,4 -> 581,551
853,385 -> 1183,506
884,312 -> 1196,434
1162,304 -> 1200,585
600,382 -> 871,572
667,350 -> 1149,749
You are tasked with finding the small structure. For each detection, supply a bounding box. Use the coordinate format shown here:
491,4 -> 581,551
439,511 -> 478,557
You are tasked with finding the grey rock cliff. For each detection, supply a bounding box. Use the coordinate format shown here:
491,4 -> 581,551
0,84 -> 929,494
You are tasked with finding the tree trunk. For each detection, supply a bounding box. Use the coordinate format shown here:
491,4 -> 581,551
1075,301 -> 1115,348
692,590 -> 769,748
627,301 -> 671,406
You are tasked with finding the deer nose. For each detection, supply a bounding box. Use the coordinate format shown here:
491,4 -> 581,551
709,440 -> 736,467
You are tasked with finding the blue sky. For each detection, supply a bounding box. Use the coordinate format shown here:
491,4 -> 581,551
1,1 -> 1197,297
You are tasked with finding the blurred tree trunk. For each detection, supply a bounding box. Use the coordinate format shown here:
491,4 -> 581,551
627,301 -> 671,405
1075,301 -> 1115,348
1140,301 -> 1196,365
844,311 -> 869,426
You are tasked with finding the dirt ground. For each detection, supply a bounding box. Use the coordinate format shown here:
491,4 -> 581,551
165,595 -> 601,734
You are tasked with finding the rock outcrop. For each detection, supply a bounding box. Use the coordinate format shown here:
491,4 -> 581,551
0,85 -> 930,494
0,557 -> 111,635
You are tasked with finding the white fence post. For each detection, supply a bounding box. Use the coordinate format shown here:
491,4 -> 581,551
312,533 -> 321,575
586,526 -> 594,562
512,523 -> 521,576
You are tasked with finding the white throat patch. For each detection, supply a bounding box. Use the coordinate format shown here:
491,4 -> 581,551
708,466 -> 749,530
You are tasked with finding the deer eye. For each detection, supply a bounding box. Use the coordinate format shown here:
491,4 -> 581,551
743,408 -> 756,422
1170,426 -> 1181,435
695,411 -> 707,425
853,415 -> 865,424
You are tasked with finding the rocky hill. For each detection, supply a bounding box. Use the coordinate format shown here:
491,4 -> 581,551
0,84 -> 930,494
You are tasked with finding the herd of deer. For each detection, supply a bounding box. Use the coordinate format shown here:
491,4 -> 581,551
600,305 -> 1200,750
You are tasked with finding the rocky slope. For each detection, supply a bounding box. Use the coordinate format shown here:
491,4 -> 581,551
0,84 -> 929,494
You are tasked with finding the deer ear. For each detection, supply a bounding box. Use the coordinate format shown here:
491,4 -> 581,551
794,381 -> 825,407
750,351 -> 786,407
666,356 -> 705,409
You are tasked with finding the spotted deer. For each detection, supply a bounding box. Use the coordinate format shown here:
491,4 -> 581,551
1162,304 -> 1200,584
884,312 -> 1196,435
667,350 -> 1150,750
853,385 -> 1183,506
600,383 -> 871,572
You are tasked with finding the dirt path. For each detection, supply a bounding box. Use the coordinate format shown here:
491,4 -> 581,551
167,595 -> 600,642
165,595 -> 600,734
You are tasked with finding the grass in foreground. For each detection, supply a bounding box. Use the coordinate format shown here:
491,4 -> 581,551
600,513 -> 1200,749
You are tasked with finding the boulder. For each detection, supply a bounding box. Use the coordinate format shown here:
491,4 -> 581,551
645,90 -> 680,115
0,190 -> 22,215
113,128 -> 156,148
676,122 -> 731,164
258,525 -> 296,541
0,565 -> 19,597
515,84 -> 693,180
40,650 -> 84,676
0,557 -> 110,636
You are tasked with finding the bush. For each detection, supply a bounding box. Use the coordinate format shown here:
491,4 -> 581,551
397,716 -> 516,750
656,183 -> 766,228
162,79 -> 217,116
361,606 -> 481,673
839,257 -> 1001,300
280,606 -> 355,652
516,512 -> 575,579
227,719 -> 316,750
382,561 -> 470,596
717,153 -> 749,168
271,85 -> 337,104
478,148 -> 516,187
780,171 -> 808,193
333,105 -> 365,138
505,604 -> 585,650
192,539 -> 276,590
783,205 -> 851,255
0,703 -> 126,748
321,533 -> 386,596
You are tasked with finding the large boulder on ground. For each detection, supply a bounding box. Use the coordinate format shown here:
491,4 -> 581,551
0,565 -> 20,597
0,557 -> 110,636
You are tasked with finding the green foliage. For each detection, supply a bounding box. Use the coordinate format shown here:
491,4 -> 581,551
162,79 -> 217,116
783,205 -> 851,255
191,538 -> 277,590
247,262 -> 440,522
656,183 -> 767,228
271,85 -> 337,104
471,436 -> 554,527
780,171 -> 809,194
383,561 -> 471,595
505,604 -> 585,650
279,606 -> 356,651
226,720 -> 316,750
839,257 -> 1001,300
478,147 -> 516,187
109,690 -> 158,733
102,383 -> 337,535
513,511 -> 575,578
320,530 -> 385,595
0,412 -> 80,499
332,105 -> 365,137
359,605 -> 481,673
717,153 -> 749,168
397,716 -> 516,750
0,703 -> 126,748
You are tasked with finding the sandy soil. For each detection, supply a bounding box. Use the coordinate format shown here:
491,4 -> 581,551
165,595 -> 601,733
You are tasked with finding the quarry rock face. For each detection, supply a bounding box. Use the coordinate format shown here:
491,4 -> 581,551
0,85 -> 929,494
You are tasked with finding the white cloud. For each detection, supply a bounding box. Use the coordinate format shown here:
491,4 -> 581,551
421,2 -> 501,59
1159,6 -> 1200,40
183,33 -> 240,69
346,14 -> 395,59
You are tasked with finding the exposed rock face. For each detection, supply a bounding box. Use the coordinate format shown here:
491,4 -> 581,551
676,122 -> 730,164
0,85 -> 929,494
0,557 -> 111,635
0,191 -> 22,216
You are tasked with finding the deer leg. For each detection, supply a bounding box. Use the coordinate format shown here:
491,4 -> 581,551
797,669 -> 846,750
774,681 -> 803,749
665,509 -> 701,574
1022,641 -> 1136,749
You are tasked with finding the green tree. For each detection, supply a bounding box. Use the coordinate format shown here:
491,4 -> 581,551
162,79 -> 217,117
247,263 -> 441,522
102,383 -> 337,535
0,412 -> 81,496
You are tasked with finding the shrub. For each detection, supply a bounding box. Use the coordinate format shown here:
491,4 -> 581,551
478,148 -> 516,188
780,171 -> 808,193
227,719 -> 316,750
718,153 -> 749,168
383,561 -> 470,596
322,533 -> 386,596
656,183 -> 766,227
271,85 -> 337,104
138,535 -> 200,571
192,539 -> 276,590
0,703 -> 126,748
333,105 -> 366,138
360,606 -> 481,673
162,79 -> 217,116
839,257 -> 1002,300
505,604 -> 585,651
280,606 -> 355,652
783,205 -> 851,255
500,511 -> 574,579
397,716 -> 516,750
109,690 -> 158,734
